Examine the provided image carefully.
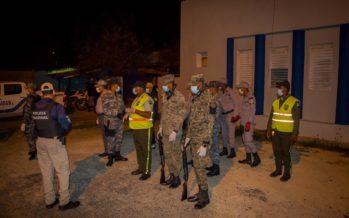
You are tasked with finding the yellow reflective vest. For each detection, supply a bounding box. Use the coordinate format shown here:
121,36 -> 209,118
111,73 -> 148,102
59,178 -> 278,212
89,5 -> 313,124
271,96 -> 299,133
129,93 -> 153,130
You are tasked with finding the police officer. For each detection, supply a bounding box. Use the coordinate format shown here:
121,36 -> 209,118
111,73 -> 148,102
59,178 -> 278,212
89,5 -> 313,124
124,81 -> 154,181
183,74 -> 215,209
218,78 -> 240,158
266,80 -> 300,182
237,81 -> 261,167
145,82 -> 158,149
157,74 -> 186,188
206,81 -> 222,177
102,78 -> 128,166
21,83 -> 40,160
32,82 -> 80,211
95,79 -> 108,157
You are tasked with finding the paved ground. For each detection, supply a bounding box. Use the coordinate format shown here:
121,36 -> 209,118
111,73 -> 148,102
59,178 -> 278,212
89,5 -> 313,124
0,111 -> 348,218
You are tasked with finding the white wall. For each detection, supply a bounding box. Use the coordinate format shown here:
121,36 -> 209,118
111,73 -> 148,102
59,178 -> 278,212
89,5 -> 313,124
180,0 -> 349,143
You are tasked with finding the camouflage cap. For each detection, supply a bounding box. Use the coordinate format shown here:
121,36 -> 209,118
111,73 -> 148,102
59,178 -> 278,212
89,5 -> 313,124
189,74 -> 204,85
208,81 -> 220,88
160,74 -> 175,85
236,81 -> 249,89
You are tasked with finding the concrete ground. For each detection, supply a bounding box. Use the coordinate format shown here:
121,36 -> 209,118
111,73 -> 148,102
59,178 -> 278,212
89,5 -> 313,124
0,111 -> 348,218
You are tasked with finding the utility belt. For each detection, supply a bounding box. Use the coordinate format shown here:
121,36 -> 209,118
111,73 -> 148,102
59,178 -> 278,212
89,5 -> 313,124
222,109 -> 234,115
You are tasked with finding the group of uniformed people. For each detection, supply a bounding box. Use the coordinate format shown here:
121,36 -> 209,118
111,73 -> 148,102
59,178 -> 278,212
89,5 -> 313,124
21,73 -> 300,211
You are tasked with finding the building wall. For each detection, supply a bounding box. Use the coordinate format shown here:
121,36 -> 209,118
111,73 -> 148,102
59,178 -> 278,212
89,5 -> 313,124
179,0 -> 349,143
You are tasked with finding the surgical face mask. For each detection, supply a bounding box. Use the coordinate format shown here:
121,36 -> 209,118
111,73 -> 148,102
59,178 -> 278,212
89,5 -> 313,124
277,89 -> 283,97
132,88 -> 138,95
238,89 -> 244,95
162,85 -> 170,93
96,87 -> 101,93
115,87 -> 121,93
146,88 -> 151,94
191,86 -> 199,95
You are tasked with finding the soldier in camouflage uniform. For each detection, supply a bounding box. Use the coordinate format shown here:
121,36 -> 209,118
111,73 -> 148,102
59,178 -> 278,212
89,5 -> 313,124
183,74 -> 215,209
237,81 -> 261,167
157,74 -> 186,188
206,81 -> 223,177
102,78 -> 128,167
20,83 -> 40,160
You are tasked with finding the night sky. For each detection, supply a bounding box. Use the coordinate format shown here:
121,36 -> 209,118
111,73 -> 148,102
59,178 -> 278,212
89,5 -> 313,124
0,1 -> 180,70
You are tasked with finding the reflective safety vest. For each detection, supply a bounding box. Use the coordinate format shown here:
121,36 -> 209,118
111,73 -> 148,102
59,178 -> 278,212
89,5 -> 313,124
129,93 -> 153,130
271,96 -> 299,133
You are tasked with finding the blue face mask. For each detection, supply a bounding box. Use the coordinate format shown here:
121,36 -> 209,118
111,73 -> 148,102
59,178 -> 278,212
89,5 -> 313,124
191,86 -> 199,95
162,85 -> 169,93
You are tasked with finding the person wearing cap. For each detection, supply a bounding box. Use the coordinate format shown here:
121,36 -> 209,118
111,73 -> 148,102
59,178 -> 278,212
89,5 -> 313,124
101,78 -> 128,167
124,81 -> 154,181
183,74 -> 215,209
157,74 -> 186,188
237,81 -> 261,167
145,82 -> 159,149
266,80 -> 300,182
205,81 -> 223,177
218,78 -> 240,158
31,82 -> 80,211
20,82 -> 40,160
95,79 -> 108,157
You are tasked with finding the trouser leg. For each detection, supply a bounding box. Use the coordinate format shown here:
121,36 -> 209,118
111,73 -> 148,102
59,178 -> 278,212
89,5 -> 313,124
280,132 -> 292,176
272,132 -> 283,172
98,115 -> 107,153
226,114 -> 236,149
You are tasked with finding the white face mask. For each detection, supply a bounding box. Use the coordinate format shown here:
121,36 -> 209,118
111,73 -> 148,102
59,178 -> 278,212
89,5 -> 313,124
96,87 -> 101,93
115,87 -> 121,93
162,85 -> 170,93
277,89 -> 283,97
191,86 -> 199,95
132,88 -> 138,95
146,88 -> 151,94
238,89 -> 244,95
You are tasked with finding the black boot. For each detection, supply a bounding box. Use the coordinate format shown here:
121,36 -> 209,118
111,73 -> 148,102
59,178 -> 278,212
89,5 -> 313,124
238,153 -> 252,164
163,173 -> 175,186
251,152 -> 261,167
106,154 -> 114,167
206,165 -> 214,171
28,151 -> 37,160
98,152 -> 108,157
280,173 -> 291,182
194,189 -> 210,209
114,151 -> 128,161
169,176 -> 181,189
206,164 -> 220,177
219,147 -> 228,156
227,148 -> 236,159
270,170 -> 282,177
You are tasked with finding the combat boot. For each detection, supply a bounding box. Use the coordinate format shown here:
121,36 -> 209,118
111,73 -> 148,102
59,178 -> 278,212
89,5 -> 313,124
206,164 -> 220,177
194,189 -> 210,209
188,188 -> 201,202
169,176 -> 181,189
251,152 -> 261,167
163,173 -> 175,185
227,148 -> 236,158
106,154 -> 114,167
114,151 -> 128,161
280,173 -> 291,182
219,147 -> 228,156
238,153 -> 252,164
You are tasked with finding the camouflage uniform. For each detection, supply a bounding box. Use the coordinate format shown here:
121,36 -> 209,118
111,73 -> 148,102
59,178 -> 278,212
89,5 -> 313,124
241,93 -> 257,153
210,87 -> 223,166
186,76 -> 215,191
102,90 -> 120,154
22,93 -> 40,153
115,92 -> 125,152
160,87 -> 186,177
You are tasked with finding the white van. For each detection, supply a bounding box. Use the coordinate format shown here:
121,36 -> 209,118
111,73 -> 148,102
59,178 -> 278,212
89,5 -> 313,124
0,82 -> 64,118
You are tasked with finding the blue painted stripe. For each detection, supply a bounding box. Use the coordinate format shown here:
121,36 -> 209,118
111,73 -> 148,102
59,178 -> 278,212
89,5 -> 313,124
291,30 -> 305,118
227,38 -> 234,87
336,24 -> 349,125
0,98 -> 26,113
254,35 -> 265,115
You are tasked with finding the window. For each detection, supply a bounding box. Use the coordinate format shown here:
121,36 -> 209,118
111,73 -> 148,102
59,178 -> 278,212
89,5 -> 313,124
4,84 -> 22,95
308,43 -> 334,91
270,47 -> 289,88
196,51 -> 208,68
236,49 -> 254,86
